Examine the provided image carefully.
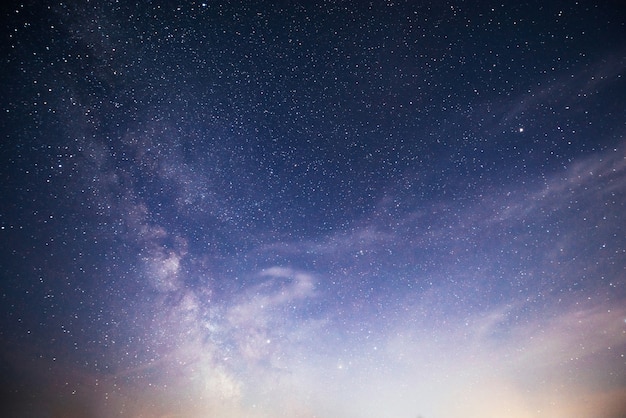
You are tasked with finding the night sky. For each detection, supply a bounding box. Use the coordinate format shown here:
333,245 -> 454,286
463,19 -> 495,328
1,1 -> 626,417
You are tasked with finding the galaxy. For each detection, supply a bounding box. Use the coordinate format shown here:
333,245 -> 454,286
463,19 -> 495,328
1,1 -> 626,417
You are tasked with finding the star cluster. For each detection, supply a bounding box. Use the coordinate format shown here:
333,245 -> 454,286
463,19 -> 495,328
1,1 -> 626,417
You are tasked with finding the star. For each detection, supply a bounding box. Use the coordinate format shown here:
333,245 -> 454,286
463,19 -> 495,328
1,2 -> 625,417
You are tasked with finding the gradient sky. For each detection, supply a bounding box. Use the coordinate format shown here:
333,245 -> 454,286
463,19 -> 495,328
1,1 -> 626,417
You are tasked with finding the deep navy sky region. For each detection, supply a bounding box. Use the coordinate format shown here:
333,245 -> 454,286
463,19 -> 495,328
1,1 -> 626,417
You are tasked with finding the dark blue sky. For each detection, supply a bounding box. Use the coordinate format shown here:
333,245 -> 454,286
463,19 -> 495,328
2,1 -> 626,417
